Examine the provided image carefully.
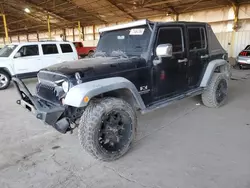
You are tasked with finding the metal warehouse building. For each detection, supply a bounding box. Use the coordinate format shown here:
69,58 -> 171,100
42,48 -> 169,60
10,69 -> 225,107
0,1 -> 249,59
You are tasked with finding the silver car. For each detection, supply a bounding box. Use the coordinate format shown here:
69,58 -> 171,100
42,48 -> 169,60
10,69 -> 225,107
236,45 -> 250,69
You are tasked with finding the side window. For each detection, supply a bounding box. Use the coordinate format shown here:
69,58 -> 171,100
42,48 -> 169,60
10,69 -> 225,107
156,27 -> 183,53
18,45 -> 39,57
42,44 -> 58,55
60,44 -> 73,53
188,27 -> 206,50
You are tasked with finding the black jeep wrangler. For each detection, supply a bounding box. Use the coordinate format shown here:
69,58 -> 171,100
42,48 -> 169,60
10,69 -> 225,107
13,20 -> 231,161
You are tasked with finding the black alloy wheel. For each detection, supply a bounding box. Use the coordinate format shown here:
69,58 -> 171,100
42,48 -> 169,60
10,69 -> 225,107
215,79 -> 228,104
98,110 -> 132,154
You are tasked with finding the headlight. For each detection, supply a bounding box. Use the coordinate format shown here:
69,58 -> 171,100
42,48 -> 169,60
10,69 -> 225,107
62,81 -> 69,92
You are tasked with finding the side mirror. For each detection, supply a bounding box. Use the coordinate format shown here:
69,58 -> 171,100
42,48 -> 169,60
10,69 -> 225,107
14,52 -> 22,58
156,44 -> 173,57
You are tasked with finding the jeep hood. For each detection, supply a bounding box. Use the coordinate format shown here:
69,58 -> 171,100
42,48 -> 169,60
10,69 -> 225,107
43,57 -> 146,76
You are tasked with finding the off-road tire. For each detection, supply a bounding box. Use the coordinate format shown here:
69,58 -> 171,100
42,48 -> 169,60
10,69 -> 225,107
78,97 -> 137,161
0,70 -> 11,90
202,73 -> 228,108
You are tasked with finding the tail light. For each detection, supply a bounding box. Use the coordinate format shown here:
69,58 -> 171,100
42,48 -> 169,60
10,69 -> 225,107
239,51 -> 249,56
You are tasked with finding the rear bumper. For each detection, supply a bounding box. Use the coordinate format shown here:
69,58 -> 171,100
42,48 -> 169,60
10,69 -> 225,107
236,56 -> 250,64
12,77 -> 70,134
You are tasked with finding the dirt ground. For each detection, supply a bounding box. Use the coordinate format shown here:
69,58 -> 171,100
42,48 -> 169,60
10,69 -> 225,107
0,69 -> 250,188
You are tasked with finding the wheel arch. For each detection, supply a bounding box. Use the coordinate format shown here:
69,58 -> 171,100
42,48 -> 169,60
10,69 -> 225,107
0,67 -> 12,78
101,88 -> 141,109
200,59 -> 231,87
64,77 -> 146,110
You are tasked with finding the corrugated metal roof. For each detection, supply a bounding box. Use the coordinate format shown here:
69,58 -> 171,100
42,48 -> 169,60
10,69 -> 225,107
0,0 -> 249,36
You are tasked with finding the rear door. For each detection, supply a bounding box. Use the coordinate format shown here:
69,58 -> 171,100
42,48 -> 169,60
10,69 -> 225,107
187,25 -> 208,88
59,43 -> 78,61
41,43 -> 61,68
13,44 -> 42,77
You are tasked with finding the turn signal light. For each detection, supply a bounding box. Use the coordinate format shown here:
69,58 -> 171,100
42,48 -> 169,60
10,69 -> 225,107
83,96 -> 89,103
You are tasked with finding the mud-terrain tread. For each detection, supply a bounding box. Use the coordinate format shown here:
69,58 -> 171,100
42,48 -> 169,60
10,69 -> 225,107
78,97 -> 137,161
202,73 -> 228,108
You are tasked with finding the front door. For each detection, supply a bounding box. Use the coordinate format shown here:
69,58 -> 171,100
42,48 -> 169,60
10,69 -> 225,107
13,44 -> 42,78
153,26 -> 188,100
187,26 -> 209,88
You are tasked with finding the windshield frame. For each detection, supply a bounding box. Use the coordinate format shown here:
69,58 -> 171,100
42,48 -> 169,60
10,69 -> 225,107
0,44 -> 18,58
95,23 -> 155,60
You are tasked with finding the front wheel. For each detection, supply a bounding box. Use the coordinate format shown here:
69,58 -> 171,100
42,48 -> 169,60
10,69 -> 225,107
78,98 -> 137,161
0,70 -> 11,90
202,73 -> 228,108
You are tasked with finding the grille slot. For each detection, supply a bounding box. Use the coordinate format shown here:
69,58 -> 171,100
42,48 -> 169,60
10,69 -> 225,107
36,83 -> 59,104
36,71 -> 68,104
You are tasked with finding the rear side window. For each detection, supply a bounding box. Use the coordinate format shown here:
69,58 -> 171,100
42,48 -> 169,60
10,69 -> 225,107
188,27 -> 206,50
42,44 -> 58,55
156,27 -> 183,53
18,45 -> 39,57
60,44 -> 73,53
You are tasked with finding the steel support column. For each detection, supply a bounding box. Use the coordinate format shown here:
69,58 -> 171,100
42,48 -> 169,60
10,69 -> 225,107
0,14 -> 9,43
47,15 -> 51,40
78,21 -> 82,40
230,3 -> 239,57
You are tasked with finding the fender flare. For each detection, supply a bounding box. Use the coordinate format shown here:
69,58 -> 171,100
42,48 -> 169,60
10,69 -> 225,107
64,77 -> 146,109
200,59 -> 230,87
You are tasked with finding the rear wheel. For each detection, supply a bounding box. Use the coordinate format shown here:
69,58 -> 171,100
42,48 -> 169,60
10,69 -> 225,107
0,70 -> 10,90
202,73 -> 228,108
78,98 -> 137,161
87,51 -> 94,58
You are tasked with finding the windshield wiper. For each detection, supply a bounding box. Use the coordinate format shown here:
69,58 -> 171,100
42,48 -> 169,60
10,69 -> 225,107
110,50 -> 128,58
94,51 -> 107,57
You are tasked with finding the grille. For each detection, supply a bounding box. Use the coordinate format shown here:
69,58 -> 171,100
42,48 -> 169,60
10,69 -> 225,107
36,83 -> 60,104
36,71 -> 68,104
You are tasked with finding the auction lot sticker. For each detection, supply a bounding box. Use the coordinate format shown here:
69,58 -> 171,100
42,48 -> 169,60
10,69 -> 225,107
130,28 -> 145,35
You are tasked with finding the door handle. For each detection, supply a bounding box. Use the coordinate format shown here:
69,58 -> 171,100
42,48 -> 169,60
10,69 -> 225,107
178,58 -> 188,63
201,54 -> 209,59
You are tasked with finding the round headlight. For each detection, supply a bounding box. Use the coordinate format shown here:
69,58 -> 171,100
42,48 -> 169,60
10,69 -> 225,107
62,81 -> 69,92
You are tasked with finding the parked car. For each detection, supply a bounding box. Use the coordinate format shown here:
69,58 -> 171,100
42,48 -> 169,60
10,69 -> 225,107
0,41 -> 78,89
73,41 -> 96,58
235,45 -> 250,69
13,20 -> 230,161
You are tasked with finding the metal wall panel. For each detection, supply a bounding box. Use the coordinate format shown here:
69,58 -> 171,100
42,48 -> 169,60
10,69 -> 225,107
215,31 -> 250,57
234,31 -> 250,57
215,32 -> 232,56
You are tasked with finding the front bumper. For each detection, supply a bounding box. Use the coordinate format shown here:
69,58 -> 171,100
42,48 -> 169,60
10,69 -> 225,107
12,77 -> 70,133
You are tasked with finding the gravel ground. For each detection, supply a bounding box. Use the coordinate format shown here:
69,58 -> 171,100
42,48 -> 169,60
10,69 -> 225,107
0,69 -> 250,188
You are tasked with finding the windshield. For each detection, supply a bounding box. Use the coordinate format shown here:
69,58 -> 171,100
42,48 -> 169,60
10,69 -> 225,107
95,25 -> 151,58
0,45 -> 17,57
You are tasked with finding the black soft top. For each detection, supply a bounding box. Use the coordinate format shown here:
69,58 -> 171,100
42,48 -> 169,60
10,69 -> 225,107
153,20 -> 226,56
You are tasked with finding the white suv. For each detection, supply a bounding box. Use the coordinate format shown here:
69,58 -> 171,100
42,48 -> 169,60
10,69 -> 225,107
0,41 -> 78,89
